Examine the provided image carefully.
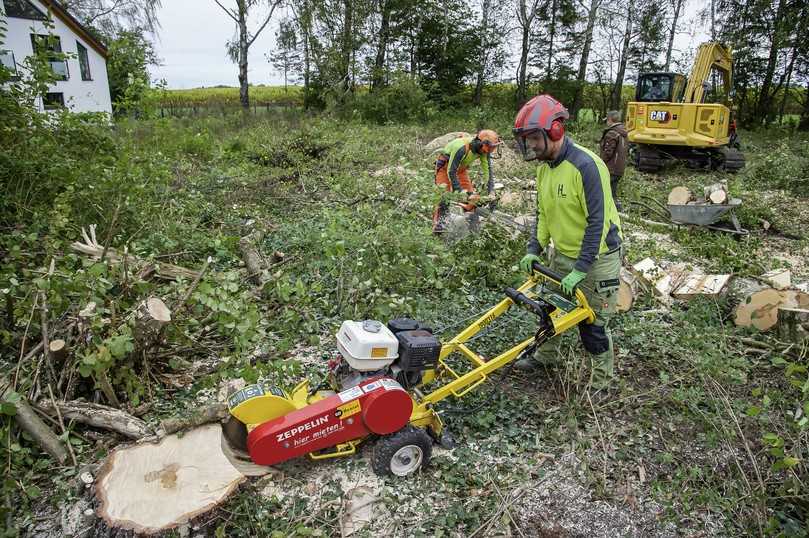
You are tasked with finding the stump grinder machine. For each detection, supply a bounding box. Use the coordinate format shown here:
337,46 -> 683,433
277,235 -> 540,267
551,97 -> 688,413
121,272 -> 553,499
221,262 -> 595,477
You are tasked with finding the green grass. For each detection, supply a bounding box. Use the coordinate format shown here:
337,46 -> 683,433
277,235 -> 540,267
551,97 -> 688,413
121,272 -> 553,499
2,106 -> 808,536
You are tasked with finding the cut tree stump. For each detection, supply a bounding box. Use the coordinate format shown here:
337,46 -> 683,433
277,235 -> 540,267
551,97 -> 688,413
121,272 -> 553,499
238,229 -> 266,286
37,399 -> 152,439
777,307 -> 809,343
96,424 -> 246,535
667,186 -> 692,205
133,297 -> 171,345
49,339 -> 68,363
704,182 -> 728,204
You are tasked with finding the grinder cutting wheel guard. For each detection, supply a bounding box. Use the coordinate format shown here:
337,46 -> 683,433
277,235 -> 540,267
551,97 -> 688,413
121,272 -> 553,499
221,261 -> 595,477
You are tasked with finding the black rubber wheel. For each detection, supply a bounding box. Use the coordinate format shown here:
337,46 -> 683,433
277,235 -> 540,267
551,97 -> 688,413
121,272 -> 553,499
222,415 -> 249,452
371,426 -> 433,477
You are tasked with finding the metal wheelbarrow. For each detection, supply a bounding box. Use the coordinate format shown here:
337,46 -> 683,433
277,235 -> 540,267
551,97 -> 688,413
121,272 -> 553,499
629,195 -> 749,235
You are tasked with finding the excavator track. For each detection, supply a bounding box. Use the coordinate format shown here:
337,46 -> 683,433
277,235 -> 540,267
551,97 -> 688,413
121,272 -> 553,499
634,144 -> 745,174
714,146 -> 745,172
635,145 -> 665,172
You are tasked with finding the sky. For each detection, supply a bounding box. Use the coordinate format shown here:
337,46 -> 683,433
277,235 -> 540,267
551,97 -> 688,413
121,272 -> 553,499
149,0 -> 711,90
148,0 -> 288,89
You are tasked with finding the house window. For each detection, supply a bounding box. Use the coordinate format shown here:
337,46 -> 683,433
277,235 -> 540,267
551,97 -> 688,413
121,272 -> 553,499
77,41 -> 92,80
43,92 -> 65,110
30,34 -> 69,81
0,50 -> 20,80
4,0 -> 47,20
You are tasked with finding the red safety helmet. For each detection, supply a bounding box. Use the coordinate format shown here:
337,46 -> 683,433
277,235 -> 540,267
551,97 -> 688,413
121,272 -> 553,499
513,95 -> 569,160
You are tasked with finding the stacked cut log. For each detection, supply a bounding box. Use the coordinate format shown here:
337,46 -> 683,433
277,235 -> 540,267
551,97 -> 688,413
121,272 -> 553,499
667,182 -> 729,206
703,182 -> 728,204
667,186 -> 693,206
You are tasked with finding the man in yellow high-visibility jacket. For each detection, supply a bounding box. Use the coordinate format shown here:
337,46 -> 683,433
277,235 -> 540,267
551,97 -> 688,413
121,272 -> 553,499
512,95 -> 623,390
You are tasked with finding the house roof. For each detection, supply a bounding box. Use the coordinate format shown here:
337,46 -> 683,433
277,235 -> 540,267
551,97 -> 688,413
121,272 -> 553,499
39,0 -> 109,59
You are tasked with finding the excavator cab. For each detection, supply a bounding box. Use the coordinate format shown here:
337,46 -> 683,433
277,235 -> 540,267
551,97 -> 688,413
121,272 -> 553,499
635,73 -> 686,103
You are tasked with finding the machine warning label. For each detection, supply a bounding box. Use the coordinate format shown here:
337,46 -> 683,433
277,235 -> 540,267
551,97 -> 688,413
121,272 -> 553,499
227,384 -> 264,408
361,380 -> 383,393
337,386 -> 363,403
380,379 -> 403,392
335,400 -> 361,419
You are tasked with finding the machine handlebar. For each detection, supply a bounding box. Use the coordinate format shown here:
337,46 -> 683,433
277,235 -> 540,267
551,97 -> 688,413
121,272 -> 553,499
530,260 -> 566,284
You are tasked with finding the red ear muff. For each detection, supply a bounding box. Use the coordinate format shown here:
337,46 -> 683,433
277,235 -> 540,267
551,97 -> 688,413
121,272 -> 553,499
547,120 -> 564,141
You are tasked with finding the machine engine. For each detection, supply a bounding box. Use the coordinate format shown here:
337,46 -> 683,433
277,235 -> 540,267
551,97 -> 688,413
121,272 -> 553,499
331,318 -> 441,390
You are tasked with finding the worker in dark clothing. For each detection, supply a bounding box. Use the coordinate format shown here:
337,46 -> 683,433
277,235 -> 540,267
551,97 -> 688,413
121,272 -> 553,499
512,95 -> 623,390
433,130 -> 502,234
599,110 -> 628,210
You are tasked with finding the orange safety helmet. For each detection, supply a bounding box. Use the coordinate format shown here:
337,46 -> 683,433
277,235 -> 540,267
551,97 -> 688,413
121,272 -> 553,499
473,129 -> 503,158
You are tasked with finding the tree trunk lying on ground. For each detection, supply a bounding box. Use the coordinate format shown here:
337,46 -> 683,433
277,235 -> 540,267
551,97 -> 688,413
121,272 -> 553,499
726,278 -> 809,331
37,399 -> 152,439
96,424 -> 246,535
1,377 -> 68,464
159,402 -> 228,436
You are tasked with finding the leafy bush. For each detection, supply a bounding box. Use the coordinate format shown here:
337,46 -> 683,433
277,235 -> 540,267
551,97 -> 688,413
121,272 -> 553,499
354,76 -> 436,124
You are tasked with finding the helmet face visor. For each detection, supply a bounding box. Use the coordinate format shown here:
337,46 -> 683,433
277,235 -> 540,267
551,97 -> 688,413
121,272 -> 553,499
513,128 -> 543,161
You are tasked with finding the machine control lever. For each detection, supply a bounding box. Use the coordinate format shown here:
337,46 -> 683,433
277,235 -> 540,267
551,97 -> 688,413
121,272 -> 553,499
504,288 -> 550,317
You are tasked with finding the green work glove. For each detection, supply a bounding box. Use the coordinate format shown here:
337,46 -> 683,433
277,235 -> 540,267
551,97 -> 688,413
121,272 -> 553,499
519,254 -> 541,274
561,269 -> 587,295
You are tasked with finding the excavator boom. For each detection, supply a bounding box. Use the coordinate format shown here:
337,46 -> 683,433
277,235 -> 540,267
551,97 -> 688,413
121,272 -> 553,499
683,43 -> 733,104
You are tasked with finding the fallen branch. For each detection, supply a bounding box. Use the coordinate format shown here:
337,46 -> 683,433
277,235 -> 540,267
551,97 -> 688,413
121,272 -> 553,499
1,377 -> 68,464
238,229 -> 266,286
174,256 -> 213,313
72,226 -> 200,281
37,399 -> 152,439
158,402 -> 228,436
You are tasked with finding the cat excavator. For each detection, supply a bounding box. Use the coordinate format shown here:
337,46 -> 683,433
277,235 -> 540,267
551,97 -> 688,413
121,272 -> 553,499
626,42 -> 745,173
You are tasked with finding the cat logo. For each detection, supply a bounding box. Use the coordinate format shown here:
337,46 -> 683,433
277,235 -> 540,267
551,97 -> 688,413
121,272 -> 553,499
649,110 -> 670,122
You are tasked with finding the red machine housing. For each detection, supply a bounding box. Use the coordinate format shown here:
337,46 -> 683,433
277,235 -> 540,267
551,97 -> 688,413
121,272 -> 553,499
247,377 -> 413,466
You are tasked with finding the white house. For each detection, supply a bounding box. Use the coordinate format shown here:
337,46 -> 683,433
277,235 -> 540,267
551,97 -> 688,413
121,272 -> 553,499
0,0 -> 112,113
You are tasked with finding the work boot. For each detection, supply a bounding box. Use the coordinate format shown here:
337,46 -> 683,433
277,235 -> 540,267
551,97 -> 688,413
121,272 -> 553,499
513,356 -> 542,372
514,349 -> 563,372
